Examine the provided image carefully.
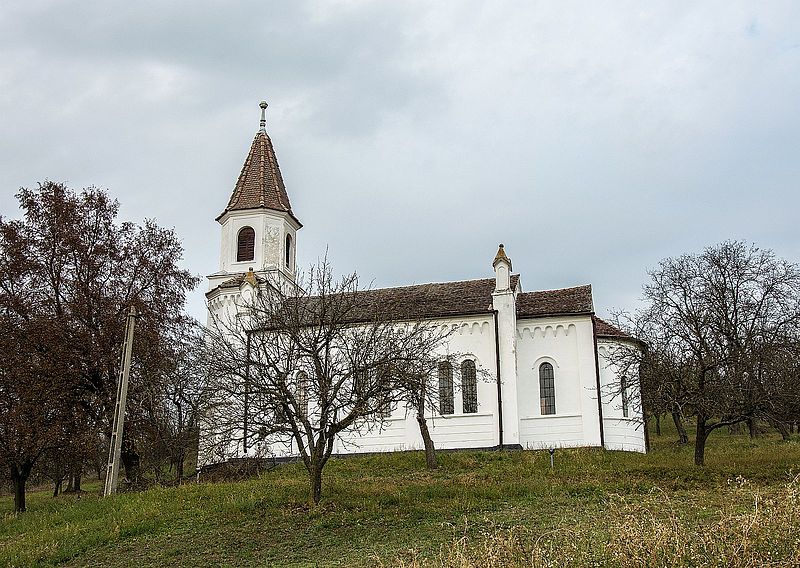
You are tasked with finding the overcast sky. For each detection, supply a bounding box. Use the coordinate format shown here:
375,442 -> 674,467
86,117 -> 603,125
2,1 -> 799,321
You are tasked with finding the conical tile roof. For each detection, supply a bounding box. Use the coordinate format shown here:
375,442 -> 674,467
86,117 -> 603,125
217,126 -> 301,226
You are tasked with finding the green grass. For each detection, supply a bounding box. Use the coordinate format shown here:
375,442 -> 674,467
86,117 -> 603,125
2,427 -> 800,567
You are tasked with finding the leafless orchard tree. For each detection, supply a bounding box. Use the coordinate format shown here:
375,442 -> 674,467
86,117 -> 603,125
128,321 -> 216,484
204,260 -> 457,504
612,241 -> 800,465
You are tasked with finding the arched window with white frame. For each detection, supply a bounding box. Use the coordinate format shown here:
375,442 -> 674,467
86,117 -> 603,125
438,361 -> 454,415
620,374 -> 629,418
285,233 -> 293,269
539,362 -> 556,415
461,360 -> 477,414
237,226 -> 255,262
296,371 -> 309,419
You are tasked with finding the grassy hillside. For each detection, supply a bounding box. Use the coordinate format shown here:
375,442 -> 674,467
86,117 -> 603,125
2,428 -> 799,567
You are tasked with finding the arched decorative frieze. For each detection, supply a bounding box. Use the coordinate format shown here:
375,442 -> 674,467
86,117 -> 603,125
438,320 -> 491,336
518,323 -> 576,340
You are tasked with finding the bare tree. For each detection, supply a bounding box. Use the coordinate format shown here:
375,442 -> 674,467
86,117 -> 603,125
131,321 -> 214,483
204,260 -> 452,504
613,241 -> 800,465
0,181 -> 199,509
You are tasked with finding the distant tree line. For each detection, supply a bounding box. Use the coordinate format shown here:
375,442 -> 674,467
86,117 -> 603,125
612,241 -> 800,465
0,181 -> 204,512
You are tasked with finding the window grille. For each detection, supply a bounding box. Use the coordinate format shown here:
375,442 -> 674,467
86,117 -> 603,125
438,361 -> 454,415
621,375 -> 629,418
539,362 -> 556,415
296,371 -> 309,419
461,360 -> 477,414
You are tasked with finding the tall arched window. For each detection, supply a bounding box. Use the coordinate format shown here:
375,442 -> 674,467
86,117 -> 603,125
285,233 -> 292,268
539,362 -> 556,415
376,364 -> 392,418
237,226 -> 255,262
438,361 -> 454,415
620,375 -> 629,418
461,360 -> 477,414
296,371 -> 308,419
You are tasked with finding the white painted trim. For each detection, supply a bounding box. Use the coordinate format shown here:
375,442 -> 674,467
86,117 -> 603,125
425,412 -> 494,420
520,413 -> 582,421
532,355 -> 560,370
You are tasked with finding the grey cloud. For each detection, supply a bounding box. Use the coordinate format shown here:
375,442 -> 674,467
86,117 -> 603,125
1,1 -> 799,322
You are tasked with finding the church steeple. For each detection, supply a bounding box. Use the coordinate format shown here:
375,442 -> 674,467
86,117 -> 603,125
216,101 -> 301,226
210,100 -> 302,280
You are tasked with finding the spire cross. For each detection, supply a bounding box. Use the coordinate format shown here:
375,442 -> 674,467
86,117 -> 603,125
259,100 -> 268,131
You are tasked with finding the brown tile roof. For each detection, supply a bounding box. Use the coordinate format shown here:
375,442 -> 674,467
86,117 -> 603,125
209,274 -> 599,324
216,130 -> 301,226
206,272 -> 266,296
327,276 -> 522,322
516,285 -> 594,318
593,316 -> 634,340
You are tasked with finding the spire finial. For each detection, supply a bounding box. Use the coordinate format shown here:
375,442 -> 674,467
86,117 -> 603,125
492,243 -> 512,269
259,100 -> 268,131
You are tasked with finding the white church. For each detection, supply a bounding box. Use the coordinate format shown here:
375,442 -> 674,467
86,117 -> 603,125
203,103 -> 645,461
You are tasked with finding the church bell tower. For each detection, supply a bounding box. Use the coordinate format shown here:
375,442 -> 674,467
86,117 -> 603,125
206,101 -> 302,318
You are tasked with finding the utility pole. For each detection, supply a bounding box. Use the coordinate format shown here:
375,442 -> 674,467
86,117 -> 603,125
104,305 -> 137,497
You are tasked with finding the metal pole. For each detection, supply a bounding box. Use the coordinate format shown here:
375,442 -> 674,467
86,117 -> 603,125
104,306 -> 137,496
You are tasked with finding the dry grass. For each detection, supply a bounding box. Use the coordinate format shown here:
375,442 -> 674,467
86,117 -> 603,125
386,474 -> 800,568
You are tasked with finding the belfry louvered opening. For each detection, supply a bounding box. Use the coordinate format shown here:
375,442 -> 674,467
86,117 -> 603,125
237,227 -> 255,262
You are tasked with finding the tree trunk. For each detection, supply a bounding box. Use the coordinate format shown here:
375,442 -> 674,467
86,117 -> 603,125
747,417 -> 758,439
416,414 -> 438,470
71,467 -> 82,492
121,438 -> 141,487
766,417 -> 790,441
13,476 -> 27,513
53,477 -> 63,498
655,414 -> 661,437
309,466 -> 323,505
672,411 -> 688,445
694,416 -> 708,466
175,452 -> 185,483
11,462 -> 33,513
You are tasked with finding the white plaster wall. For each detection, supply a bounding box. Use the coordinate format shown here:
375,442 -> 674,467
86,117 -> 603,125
515,316 -> 602,449
333,315 -> 500,454
598,340 -> 646,453
217,210 -> 298,275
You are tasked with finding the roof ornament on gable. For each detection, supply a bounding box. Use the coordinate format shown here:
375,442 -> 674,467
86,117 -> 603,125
244,267 -> 259,287
216,100 -> 302,226
492,243 -> 512,270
